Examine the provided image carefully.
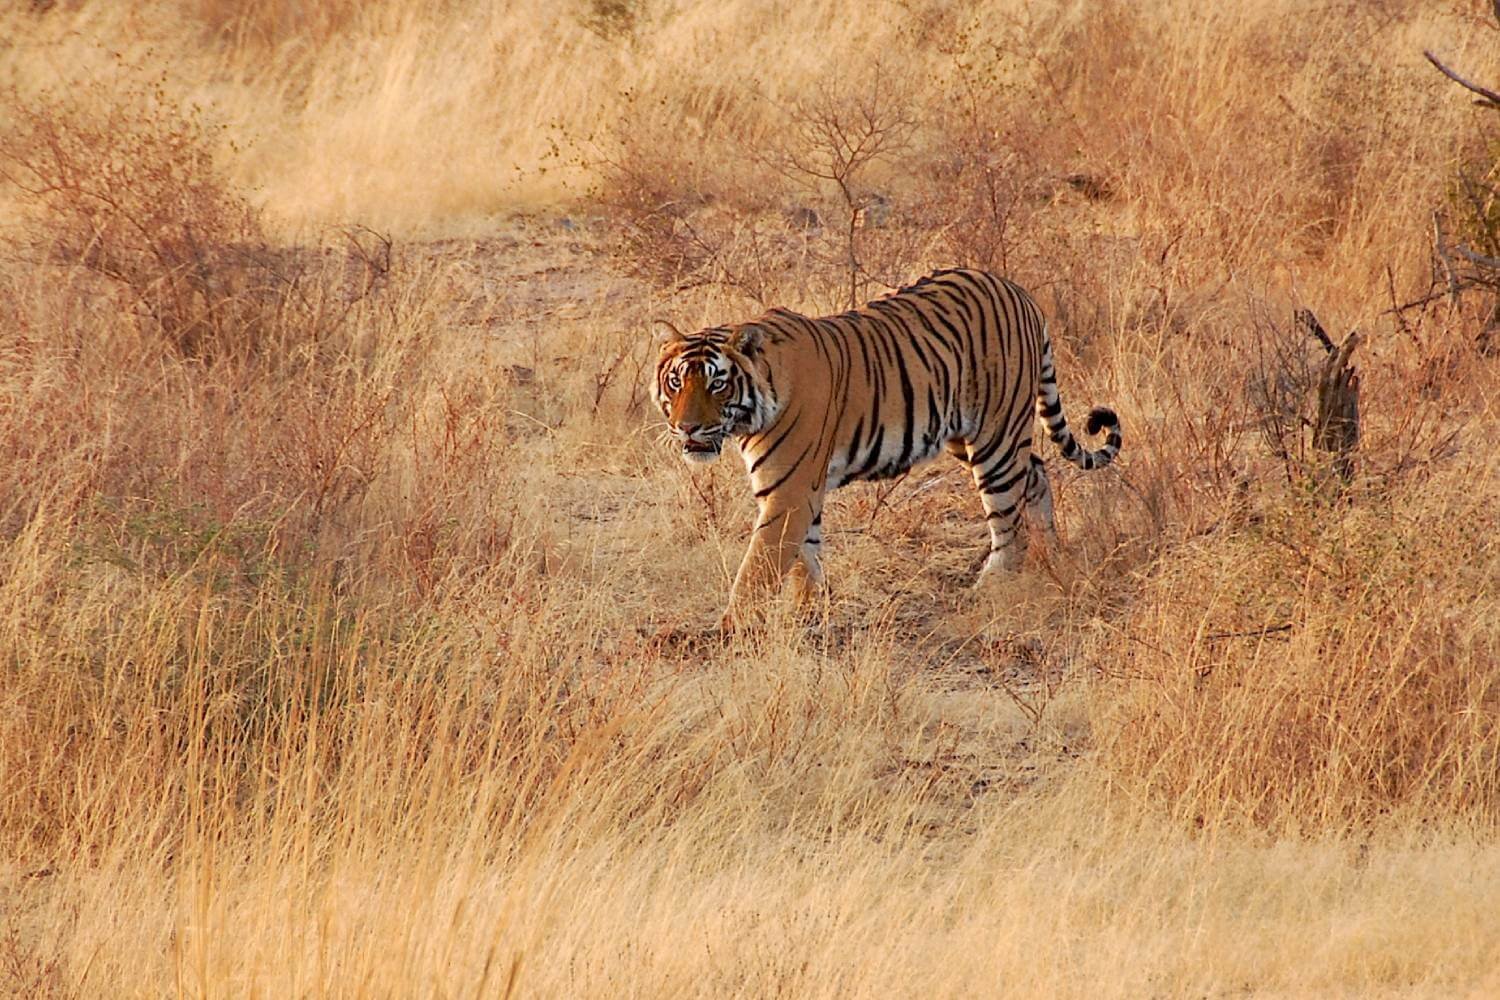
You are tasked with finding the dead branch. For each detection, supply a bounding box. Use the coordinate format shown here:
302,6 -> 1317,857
1433,212 -> 1464,307
1423,50 -> 1500,109
1384,265 -> 1421,342
1202,623 -> 1294,644
1381,285 -> 1473,316
1294,307 -> 1336,353
1456,244 -> 1500,271
1289,308 -> 1361,491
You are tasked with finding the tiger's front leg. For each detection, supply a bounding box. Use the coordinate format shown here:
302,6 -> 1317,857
783,504 -> 827,614
721,496 -> 818,632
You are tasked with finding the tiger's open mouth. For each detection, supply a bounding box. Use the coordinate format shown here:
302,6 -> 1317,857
681,439 -> 722,463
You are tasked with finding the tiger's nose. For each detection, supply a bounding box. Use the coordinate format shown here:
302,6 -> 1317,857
677,422 -> 702,435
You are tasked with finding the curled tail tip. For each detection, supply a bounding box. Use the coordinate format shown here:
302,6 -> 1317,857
1085,407 -> 1120,436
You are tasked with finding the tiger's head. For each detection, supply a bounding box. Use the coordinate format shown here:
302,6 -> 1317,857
654,321 -> 774,465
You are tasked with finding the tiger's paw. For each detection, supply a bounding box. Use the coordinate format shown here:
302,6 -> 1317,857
646,621 -> 724,655
788,578 -> 826,611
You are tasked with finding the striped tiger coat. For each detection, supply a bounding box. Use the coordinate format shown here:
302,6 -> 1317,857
654,268 -> 1121,629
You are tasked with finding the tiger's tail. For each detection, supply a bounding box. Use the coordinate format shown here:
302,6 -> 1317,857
1035,323 -> 1122,472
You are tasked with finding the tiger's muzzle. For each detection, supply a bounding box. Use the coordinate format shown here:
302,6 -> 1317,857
674,422 -> 725,463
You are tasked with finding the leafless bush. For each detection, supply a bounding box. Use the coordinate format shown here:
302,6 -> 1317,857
1247,307 -> 1367,496
1447,153 -> 1500,339
0,80 -> 349,361
1246,309 -> 1326,485
598,66 -> 928,308
592,80 -> 798,302
905,36 -> 1058,276
760,66 -> 918,307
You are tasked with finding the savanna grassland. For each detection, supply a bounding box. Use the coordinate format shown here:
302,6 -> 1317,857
2,1 -> 1500,996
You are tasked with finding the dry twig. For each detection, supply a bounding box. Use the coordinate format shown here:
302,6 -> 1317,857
1433,212 -> 1464,307
1423,50 -> 1500,110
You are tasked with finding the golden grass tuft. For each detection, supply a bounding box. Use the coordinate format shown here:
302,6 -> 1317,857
1098,461 -> 1500,830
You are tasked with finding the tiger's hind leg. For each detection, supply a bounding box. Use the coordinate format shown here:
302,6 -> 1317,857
963,438 -> 1033,582
1024,454 -> 1057,542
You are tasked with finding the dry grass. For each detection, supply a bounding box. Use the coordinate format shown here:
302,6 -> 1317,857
3,0 -> 1500,996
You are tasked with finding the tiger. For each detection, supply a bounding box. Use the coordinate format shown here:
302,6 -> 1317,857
654,268 -> 1121,630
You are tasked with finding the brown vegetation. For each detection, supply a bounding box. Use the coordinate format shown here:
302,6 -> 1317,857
2,0 -> 1499,995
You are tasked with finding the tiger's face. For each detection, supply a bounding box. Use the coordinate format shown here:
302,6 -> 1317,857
654,325 -> 769,465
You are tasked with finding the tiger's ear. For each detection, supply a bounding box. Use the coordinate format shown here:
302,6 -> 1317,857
729,324 -> 764,356
653,318 -> 687,344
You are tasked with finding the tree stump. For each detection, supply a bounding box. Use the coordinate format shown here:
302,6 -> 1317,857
1295,308 -> 1361,492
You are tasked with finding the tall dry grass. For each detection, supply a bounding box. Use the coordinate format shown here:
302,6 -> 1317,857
3,0 -> 1500,996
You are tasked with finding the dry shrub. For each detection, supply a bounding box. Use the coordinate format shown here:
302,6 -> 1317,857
596,79 -> 798,300
1096,463 -> 1500,830
0,74 -> 387,364
910,92 -> 1052,277
0,226 -> 451,590
600,66 -> 953,309
0,77 -> 266,359
1453,145 -> 1499,264
1446,137 -> 1500,339
575,0 -> 650,42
